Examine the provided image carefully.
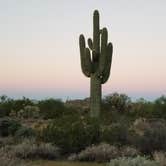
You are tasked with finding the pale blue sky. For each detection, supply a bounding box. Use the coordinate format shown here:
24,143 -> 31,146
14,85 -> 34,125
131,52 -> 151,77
0,0 -> 166,100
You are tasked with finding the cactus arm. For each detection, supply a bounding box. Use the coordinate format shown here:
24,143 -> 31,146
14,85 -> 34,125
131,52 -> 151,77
93,10 -> 100,60
79,34 -> 91,77
101,42 -> 113,84
99,27 -> 108,75
88,38 -> 93,50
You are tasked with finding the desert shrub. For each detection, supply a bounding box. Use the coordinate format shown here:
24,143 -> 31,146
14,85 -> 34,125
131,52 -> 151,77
120,146 -> 140,157
17,105 -> 40,119
101,123 -> 129,146
42,116 -> 100,153
130,119 -> 166,154
129,99 -> 154,118
0,95 -> 14,117
12,97 -> 34,115
131,118 -> 150,136
103,93 -> 132,112
0,137 -> 15,147
38,99 -> 66,119
15,126 -> 36,139
152,96 -> 166,119
153,151 -> 166,166
68,144 -> 140,162
0,117 -> 21,137
108,156 -> 159,166
0,146 -> 30,166
13,139 -> 59,159
77,143 -> 119,162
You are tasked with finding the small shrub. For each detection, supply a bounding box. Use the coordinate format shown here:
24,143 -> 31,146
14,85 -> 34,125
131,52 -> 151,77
120,146 -> 140,157
42,116 -> 100,153
0,117 -> 21,137
131,118 -> 150,136
130,120 -> 166,153
13,139 -> 59,159
68,153 -> 78,161
101,123 -> 129,146
15,126 -> 36,139
108,156 -> 159,166
68,143 -> 140,162
103,93 -> 131,112
0,137 -> 15,147
0,146 -> 29,166
76,143 -> 119,162
17,105 -> 40,119
38,99 -> 65,119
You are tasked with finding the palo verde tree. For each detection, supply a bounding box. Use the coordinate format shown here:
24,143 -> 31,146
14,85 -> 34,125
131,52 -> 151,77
79,10 -> 113,118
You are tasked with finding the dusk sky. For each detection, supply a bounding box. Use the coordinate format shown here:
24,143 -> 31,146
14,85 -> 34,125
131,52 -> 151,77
0,0 -> 166,100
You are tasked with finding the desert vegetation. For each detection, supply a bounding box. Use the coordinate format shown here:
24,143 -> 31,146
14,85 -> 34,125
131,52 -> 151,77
1,93 -> 166,165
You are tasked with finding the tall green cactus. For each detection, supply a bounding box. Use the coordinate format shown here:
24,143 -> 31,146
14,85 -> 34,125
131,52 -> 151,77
79,10 -> 113,118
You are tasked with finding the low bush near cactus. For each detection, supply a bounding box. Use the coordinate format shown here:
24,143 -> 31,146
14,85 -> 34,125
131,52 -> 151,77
101,123 -> 129,146
42,116 -> 100,153
13,139 -> 59,159
108,156 -> 159,166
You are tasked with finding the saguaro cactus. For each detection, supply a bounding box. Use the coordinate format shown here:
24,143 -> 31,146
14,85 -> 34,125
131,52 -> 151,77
79,10 -> 113,118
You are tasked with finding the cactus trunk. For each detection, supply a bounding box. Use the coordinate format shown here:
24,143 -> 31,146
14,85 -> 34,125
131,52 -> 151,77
90,73 -> 101,117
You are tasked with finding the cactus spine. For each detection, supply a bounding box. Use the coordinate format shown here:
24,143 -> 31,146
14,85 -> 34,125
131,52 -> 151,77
79,10 -> 113,118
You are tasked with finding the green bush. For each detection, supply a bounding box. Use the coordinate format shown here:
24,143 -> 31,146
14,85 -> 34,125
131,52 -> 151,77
103,93 -> 131,112
0,95 -> 13,117
15,126 -> 36,139
108,156 -> 159,166
17,105 -> 40,119
101,123 -> 129,146
130,119 -> 166,154
0,117 -> 21,137
38,99 -> 66,119
42,116 -> 100,153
